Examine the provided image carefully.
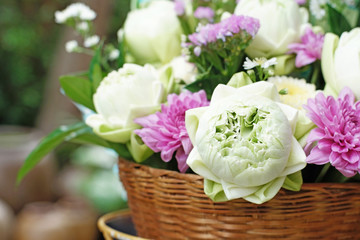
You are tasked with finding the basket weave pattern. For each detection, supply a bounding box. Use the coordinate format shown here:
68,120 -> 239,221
119,158 -> 360,239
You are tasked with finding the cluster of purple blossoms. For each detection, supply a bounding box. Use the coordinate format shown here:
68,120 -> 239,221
194,6 -> 215,22
187,15 -> 260,48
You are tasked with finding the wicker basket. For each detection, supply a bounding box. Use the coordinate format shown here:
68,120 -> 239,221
118,158 -> 360,240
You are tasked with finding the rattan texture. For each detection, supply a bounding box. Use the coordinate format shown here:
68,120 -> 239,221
118,158 -> 360,240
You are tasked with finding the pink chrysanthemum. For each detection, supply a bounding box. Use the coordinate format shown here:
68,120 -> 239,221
288,27 -> 324,68
134,90 -> 209,173
304,87 -> 360,177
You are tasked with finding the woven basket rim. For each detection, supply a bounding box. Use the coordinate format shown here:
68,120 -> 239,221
118,158 -> 360,189
98,209 -> 147,240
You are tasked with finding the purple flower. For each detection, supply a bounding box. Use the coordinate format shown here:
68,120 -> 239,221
194,6 -> 215,22
188,15 -> 260,47
288,27 -> 324,68
294,0 -> 306,5
174,0 -> 185,16
134,90 -> 210,173
304,87 -> 360,177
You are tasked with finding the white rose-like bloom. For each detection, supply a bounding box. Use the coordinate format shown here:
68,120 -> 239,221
170,56 -> 197,85
86,64 -> 165,143
234,0 -> 309,58
322,28 -> 360,99
185,82 -> 306,204
123,0 -> 183,65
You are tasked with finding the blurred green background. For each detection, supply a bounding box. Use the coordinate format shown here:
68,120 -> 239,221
0,0 -> 130,127
0,1 -> 131,239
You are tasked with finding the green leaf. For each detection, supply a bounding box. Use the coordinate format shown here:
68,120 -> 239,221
91,63 -> 103,92
17,122 -> 85,184
185,70 -> 229,98
107,141 -> 132,160
60,75 -> 95,111
89,43 -> 102,84
69,132 -> 111,148
326,3 -> 352,35
357,1 -> 360,27
69,127 -> 132,160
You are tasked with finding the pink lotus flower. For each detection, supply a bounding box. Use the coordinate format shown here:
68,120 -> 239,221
134,90 -> 209,173
288,27 -> 324,68
304,87 -> 360,177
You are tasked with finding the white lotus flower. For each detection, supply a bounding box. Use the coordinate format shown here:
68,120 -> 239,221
235,0 -> 309,58
86,64 -> 165,143
185,81 -> 307,204
322,28 -> 360,99
123,0 -> 183,65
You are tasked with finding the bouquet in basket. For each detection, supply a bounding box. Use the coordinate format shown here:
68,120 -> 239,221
20,0 -> 360,205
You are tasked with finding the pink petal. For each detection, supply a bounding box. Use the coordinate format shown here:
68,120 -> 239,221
295,51 -> 317,68
306,147 -> 330,164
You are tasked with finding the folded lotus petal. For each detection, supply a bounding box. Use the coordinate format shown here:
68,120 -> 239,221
126,132 -> 154,163
282,171 -> 303,191
86,114 -> 138,143
243,177 -> 286,204
280,137 -> 307,176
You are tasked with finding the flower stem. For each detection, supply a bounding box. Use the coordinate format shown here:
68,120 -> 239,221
310,61 -> 320,86
315,163 -> 331,183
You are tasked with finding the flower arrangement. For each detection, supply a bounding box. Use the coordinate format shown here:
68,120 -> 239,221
19,0 -> 360,207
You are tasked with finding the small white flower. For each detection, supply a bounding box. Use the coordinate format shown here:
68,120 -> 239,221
310,0 -> 326,20
76,22 -> 89,32
243,57 -> 277,70
55,11 -> 68,23
65,40 -> 78,53
261,57 -> 277,69
54,3 -> 96,24
109,49 -> 120,60
243,57 -> 259,70
195,23 -> 205,32
84,35 -> 100,48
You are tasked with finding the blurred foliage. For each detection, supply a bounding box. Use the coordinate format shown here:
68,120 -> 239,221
0,0 -> 130,127
0,0 -> 72,126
